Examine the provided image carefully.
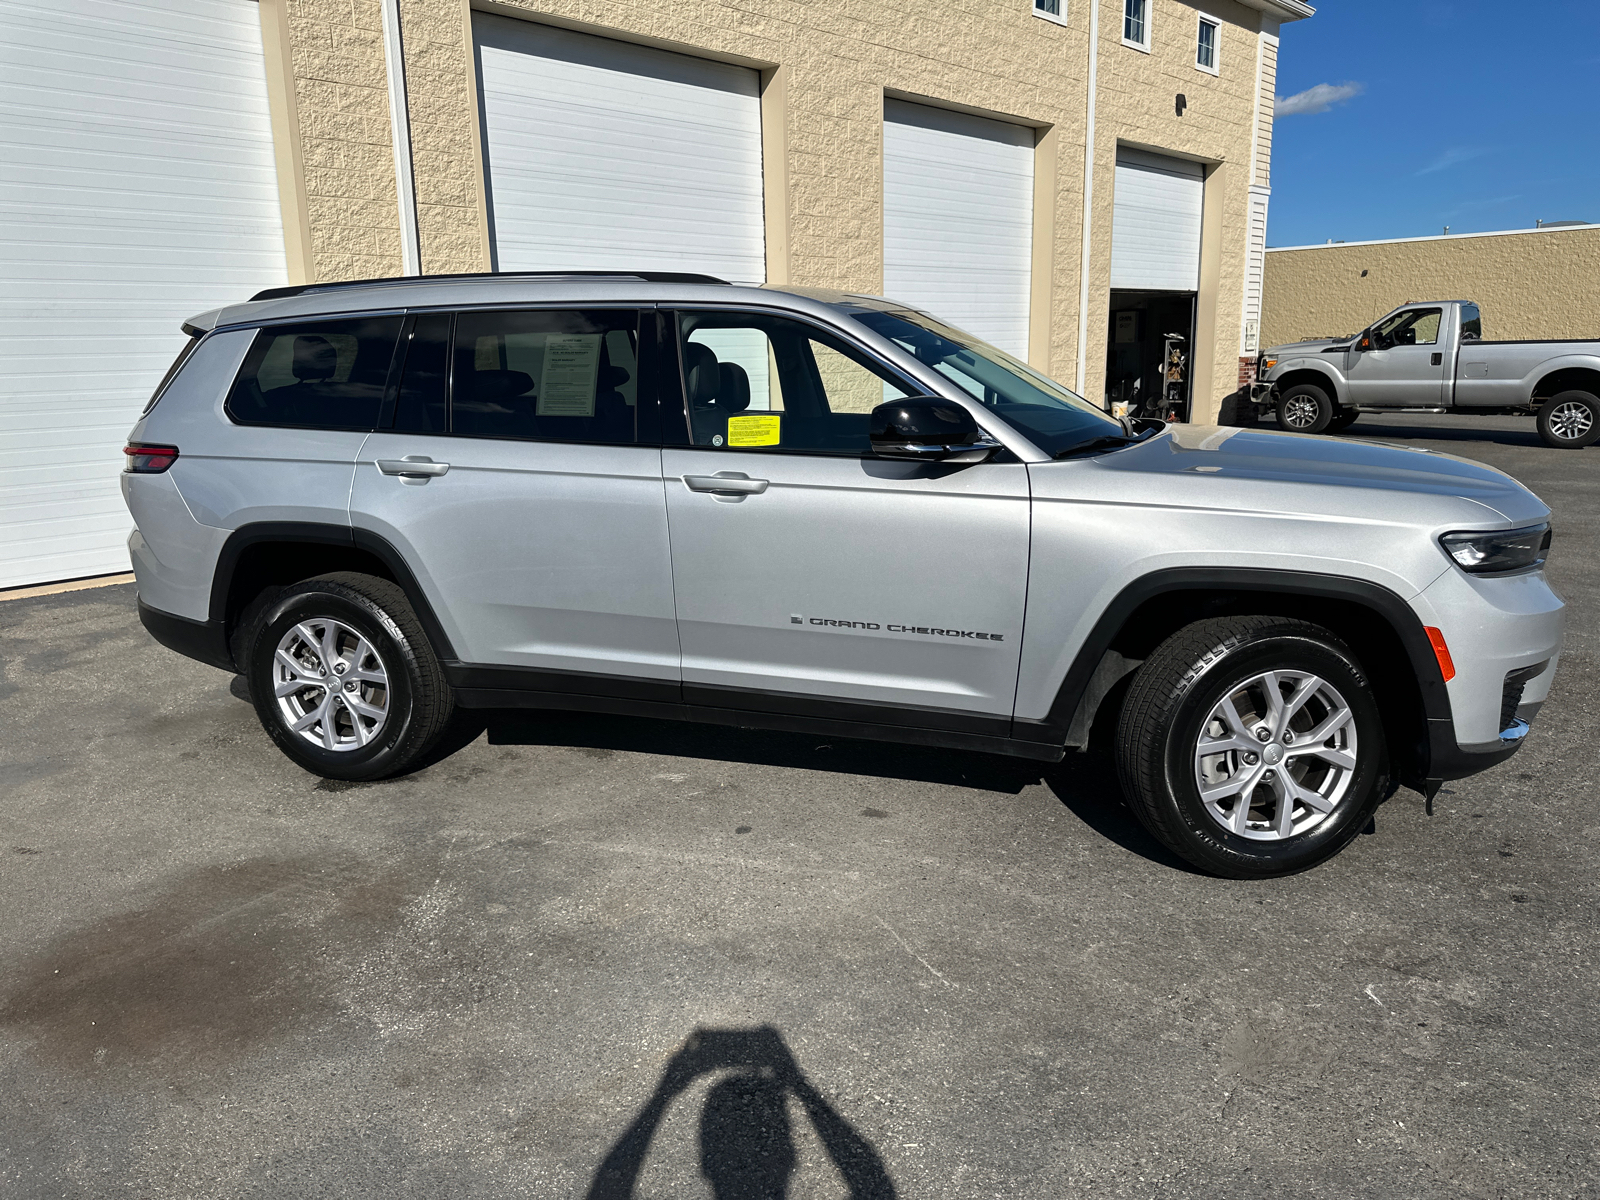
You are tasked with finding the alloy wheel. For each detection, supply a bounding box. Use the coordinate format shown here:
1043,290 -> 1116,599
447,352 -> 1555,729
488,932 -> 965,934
1547,400 -> 1594,442
273,618 -> 390,751
1193,669 -> 1358,841
1280,396 -> 1320,430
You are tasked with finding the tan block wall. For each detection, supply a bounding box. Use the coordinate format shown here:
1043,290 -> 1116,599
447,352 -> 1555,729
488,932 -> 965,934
264,0 -> 1279,417
282,0 -> 406,279
1262,226 -> 1600,347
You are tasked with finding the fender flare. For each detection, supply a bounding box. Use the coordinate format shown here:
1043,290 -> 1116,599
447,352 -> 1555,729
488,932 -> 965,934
1272,361 -> 1349,408
208,521 -> 458,663
1012,567 -> 1452,753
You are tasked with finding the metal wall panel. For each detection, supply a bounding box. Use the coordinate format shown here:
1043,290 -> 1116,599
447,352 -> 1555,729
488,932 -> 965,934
1110,149 -> 1205,293
0,0 -> 287,588
883,99 -> 1034,359
475,15 -> 765,286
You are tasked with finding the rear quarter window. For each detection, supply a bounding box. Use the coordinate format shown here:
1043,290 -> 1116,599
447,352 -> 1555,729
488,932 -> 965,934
226,317 -> 403,430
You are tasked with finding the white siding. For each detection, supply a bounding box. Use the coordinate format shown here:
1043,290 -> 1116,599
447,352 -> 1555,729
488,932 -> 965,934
1110,148 -> 1205,292
475,15 -> 765,285
1241,186 -> 1270,353
883,99 -> 1034,359
0,0 -> 287,588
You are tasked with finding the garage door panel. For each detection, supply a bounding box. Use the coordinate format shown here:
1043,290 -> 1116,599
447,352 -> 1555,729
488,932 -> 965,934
883,99 -> 1033,359
1110,150 -> 1205,292
476,14 -> 765,284
0,0 -> 287,588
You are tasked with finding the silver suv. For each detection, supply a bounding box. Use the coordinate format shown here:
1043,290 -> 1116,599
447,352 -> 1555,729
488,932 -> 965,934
123,273 -> 1564,877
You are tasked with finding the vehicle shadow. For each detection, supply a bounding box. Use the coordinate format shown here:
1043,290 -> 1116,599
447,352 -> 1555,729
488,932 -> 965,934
585,1025 -> 896,1199
1263,413 -> 1548,449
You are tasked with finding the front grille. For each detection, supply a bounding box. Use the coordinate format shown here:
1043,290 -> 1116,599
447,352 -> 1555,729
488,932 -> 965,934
1500,661 -> 1549,732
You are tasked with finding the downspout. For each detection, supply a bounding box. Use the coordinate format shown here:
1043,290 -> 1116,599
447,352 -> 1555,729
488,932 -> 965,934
1074,0 -> 1101,394
381,0 -> 422,275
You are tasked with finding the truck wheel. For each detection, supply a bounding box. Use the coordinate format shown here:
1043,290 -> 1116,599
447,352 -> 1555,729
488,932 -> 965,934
1276,384 -> 1334,434
1115,615 -> 1387,878
243,572 -> 456,781
1537,391 -> 1600,448
1328,408 -> 1360,432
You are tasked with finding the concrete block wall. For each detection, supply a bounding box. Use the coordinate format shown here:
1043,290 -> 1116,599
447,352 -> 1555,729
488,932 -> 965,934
1262,226 -> 1600,348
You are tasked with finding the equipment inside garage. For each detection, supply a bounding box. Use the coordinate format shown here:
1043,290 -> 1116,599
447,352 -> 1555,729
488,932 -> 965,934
1106,148 -> 1204,421
0,0 -> 287,589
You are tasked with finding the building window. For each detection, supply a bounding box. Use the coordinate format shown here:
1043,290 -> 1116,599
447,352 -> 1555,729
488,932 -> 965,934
1033,0 -> 1068,26
1196,15 -> 1220,74
1123,0 -> 1150,50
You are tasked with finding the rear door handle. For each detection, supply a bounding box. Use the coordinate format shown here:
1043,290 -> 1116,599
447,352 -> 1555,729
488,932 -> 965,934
683,473 -> 768,495
378,456 -> 450,478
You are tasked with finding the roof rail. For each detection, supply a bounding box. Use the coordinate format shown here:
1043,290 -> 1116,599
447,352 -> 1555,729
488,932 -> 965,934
248,270 -> 732,303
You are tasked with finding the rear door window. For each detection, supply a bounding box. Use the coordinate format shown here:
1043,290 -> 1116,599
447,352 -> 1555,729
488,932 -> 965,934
227,317 -> 403,430
450,310 -> 641,444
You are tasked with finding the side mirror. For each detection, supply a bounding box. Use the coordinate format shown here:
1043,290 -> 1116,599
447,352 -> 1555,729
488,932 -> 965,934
869,396 -> 1001,464
1356,333 -> 1373,351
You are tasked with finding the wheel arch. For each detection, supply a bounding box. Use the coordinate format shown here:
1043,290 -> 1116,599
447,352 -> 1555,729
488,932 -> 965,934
1272,366 -> 1347,407
1531,364 -> 1600,403
1018,568 -> 1451,791
209,522 -> 457,669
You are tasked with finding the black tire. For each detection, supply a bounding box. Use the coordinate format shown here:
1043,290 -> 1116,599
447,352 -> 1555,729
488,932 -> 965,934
1115,615 -> 1387,878
1536,390 -> 1600,449
243,572 -> 455,781
1328,407 -> 1360,432
1275,383 -> 1334,434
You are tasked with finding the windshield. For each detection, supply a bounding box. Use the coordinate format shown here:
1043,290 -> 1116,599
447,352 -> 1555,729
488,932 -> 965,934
850,309 -> 1125,456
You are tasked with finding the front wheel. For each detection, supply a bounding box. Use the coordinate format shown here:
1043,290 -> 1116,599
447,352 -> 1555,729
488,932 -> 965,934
244,572 -> 455,781
1276,384 -> 1335,434
1328,407 -> 1360,432
1537,391 -> 1600,448
1115,616 -> 1387,878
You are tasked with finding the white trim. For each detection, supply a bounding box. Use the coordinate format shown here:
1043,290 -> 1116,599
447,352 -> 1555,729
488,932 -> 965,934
381,0 -> 421,275
1120,0 -> 1151,51
1031,0 -> 1070,27
1075,0 -> 1100,393
1194,13 -> 1221,74
1234,0 -> 1314,20
1267,224 -> 1598,253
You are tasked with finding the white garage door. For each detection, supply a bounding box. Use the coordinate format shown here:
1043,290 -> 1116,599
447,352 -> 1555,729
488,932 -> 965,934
1110,148 -> 1205,292
883,100 -> 1034,359
0,0 -> 287,589
475,15 -> 765,286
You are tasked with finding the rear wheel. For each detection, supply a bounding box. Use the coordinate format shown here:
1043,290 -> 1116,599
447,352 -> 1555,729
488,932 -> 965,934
1115,615 -> 1387,878
244,572 -> 455,781
1537,391 -> 1599,448
1276,384 -> 1335,434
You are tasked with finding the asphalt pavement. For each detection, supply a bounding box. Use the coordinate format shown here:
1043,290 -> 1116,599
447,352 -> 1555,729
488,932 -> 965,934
2,413 -> 1596,1198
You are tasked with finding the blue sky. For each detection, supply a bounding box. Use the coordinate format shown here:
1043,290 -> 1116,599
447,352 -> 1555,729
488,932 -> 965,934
1268,0 -> 1600,247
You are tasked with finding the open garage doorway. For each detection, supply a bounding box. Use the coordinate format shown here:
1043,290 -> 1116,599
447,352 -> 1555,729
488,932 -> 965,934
1105,291 -> 1196,422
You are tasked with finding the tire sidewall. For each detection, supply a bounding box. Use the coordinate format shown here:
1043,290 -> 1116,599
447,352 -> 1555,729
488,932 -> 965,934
247,583 -> 419,780
1537,391 -> 1600,449
1277,385 -> 1334,434
1159,635 -> 1385,876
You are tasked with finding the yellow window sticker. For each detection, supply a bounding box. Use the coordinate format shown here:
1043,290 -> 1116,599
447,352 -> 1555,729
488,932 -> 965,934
726,414 -> 780,447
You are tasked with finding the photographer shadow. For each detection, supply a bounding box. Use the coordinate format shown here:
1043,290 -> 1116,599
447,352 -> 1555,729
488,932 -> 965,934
586,1026 -> 896,1200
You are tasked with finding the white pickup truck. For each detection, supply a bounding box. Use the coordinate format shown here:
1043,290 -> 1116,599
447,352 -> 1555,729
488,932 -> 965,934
1250,300 -> 1600,448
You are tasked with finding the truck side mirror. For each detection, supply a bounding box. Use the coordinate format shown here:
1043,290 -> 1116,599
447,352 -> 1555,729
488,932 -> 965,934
1356,333 -> 1372,351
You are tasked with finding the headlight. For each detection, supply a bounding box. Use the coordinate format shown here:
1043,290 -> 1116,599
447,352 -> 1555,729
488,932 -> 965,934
1439,524 -> 1551,574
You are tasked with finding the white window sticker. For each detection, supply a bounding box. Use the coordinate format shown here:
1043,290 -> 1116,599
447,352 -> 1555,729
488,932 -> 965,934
536,334 -> 601,417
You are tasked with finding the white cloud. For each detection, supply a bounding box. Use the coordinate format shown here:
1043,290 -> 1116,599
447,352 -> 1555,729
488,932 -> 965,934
1416,146 -> 1490,176
1276,82 -> 1364,116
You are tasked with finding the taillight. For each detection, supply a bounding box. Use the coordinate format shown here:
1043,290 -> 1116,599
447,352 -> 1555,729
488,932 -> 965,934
124,443 -> 179,473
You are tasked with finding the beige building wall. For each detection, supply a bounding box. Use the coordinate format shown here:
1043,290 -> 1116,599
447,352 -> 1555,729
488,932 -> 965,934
1262,225 -> 1600,347
259,0 -> 1305,418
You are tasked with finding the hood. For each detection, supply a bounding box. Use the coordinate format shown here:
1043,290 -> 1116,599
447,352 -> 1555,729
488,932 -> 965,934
1087,425 -> 1549,526
1262,336 -> 1349,357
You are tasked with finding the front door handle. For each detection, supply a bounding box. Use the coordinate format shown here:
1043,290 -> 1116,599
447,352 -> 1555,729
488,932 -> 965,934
378,456 -> 450,478
683,472 -> 769,495
1431,352 -> 1443,366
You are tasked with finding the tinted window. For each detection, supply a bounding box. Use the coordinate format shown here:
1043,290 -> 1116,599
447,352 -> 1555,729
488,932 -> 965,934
1460,303 -> 1483,341
391,313 -> 450,434
677,312 -> 912,455
228,317 -> 402,430
451,310 -> 639,443
851,308 -> 1124,457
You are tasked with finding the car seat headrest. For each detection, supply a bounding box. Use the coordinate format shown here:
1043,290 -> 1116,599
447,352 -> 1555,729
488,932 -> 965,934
292,335 -> 339,382
717,362 -> 751,414
684,343 -> 719,407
